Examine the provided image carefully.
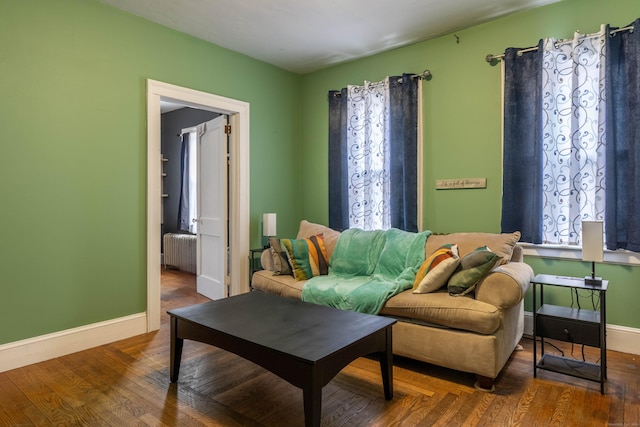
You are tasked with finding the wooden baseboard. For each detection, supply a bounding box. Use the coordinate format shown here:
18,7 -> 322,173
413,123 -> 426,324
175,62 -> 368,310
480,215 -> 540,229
0,313 -> 147,373
524,311 -> 640,355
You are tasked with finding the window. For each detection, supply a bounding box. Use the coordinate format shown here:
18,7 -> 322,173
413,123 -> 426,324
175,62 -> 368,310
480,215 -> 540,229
328,73 -> 420,232
501,21 -> 640,253
178,128 -> 198,234
345,80 -> 391,230
539,32 -> 606,245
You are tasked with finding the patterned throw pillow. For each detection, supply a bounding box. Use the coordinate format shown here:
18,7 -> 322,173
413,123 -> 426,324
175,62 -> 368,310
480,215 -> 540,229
269,237 -> 292,276
447,246 -> 502,296
413,244 -> 460,294
281,234 -> 329,281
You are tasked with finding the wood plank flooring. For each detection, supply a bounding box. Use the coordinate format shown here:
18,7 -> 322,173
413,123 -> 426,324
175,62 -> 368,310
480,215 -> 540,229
0,268 -> 638,426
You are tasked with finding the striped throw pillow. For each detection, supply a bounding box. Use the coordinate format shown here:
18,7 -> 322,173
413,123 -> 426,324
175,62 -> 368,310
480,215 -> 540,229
281,234 -> 329,281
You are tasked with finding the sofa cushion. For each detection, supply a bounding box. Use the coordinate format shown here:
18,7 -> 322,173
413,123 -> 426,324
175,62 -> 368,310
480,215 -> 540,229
447,246 -> 502,296
260,249 -> 273,271
252,270 -> 304,299
282,234 -> 329,281
425,231 -> 521,264
380,289 -> 501,335
268,237 -> 292,276
297,220 -> 341,261
413,244 -> 459,294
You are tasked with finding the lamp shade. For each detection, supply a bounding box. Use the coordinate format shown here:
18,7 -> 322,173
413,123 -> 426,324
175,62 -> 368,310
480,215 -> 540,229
582,221 -> 604,262
263,213 -> 277,237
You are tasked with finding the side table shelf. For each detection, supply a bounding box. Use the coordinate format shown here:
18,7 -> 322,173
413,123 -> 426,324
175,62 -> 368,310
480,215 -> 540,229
531,274 -> 608,394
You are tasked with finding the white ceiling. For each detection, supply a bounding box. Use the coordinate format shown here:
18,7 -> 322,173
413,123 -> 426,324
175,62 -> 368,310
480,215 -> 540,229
101,0 -> 559,74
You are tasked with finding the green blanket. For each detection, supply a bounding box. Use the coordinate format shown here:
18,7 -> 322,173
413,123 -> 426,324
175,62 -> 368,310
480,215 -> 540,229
301,228 -> 431,314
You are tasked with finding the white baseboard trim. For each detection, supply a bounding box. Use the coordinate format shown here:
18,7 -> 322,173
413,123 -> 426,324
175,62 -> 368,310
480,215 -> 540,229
0,313 -> 147,373
2,311 -> 637,374
524,311 -> 640,355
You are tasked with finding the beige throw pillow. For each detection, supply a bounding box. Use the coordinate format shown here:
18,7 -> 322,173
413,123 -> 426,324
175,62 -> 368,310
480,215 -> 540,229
413,244 -> 460,294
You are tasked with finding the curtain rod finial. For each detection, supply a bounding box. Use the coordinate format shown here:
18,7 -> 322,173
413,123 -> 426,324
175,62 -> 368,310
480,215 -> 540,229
485,54 -> 495,63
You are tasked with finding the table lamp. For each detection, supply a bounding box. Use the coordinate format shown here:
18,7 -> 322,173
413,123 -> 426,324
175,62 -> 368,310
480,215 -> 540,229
582,220 -> 603,286
263,213 -> 277,247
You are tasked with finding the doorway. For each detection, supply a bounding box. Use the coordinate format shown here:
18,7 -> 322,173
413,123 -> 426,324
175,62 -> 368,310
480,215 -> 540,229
146,79 -> 250,332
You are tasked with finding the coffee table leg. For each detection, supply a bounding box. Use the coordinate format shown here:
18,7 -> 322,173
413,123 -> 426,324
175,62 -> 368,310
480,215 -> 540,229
303,381 -> 321,427
170,316 -> 184,383
379,326 -> 394,400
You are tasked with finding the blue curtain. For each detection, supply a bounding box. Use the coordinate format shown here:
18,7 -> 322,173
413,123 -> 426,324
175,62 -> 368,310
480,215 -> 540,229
177,132 -> 191,232
328,75 -> 418,232
388,74 -> 419,232
605,19 -> 640,251
328,89 -> 349,231
501,43 -> 544,243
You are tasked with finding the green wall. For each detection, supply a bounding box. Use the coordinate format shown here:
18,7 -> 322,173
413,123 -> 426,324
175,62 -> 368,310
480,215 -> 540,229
3,0 -> 640,347
300,0 -> 640,329
0,0 -> 302,344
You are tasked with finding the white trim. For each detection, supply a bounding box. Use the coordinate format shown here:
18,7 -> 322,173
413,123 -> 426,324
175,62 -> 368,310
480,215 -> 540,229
3,311 -> 636,374
146,80 -> 250,332
228,109 -> 251,297
521,243 -> 640,266
0,313 -> 146,373
417,79 -> 423,231
606,324 -> 640,355
500,60 -> 505,198
524,312 -> 640,355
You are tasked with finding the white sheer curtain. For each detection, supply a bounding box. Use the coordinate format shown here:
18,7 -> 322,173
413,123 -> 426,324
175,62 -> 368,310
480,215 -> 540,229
178,128 -> 199,234
346,77 -> 390,230
185,130 -> 198,234
541,27 -> 606,245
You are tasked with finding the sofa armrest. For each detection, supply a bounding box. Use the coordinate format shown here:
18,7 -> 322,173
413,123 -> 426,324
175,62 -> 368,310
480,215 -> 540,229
474,262 -> 534,309
260,249 -> 274,271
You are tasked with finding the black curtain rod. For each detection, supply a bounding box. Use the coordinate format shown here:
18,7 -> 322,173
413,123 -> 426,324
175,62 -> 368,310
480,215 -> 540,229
330,70 -> 431,97
485,25 -> 634,63
410,69 -> 432,79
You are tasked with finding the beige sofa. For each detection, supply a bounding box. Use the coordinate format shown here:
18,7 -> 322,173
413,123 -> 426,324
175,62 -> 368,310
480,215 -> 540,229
252,221 -> 534,390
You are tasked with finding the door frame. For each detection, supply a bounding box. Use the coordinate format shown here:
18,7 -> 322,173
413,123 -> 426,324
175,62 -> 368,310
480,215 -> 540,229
146,79 -> 250,331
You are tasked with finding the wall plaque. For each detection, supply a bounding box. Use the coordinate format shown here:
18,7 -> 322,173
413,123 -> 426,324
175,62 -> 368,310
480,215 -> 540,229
435,178 -> 487,190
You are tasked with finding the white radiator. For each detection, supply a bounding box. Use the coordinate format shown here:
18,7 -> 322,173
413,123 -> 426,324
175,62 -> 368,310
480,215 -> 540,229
163,233 -> 197,274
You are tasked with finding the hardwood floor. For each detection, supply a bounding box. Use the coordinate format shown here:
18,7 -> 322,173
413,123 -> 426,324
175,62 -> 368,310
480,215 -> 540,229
1,269 -> 638,426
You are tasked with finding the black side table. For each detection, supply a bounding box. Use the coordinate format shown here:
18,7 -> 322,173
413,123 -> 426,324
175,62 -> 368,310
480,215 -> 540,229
249,248 -> 265,288
531,274 -> 608,394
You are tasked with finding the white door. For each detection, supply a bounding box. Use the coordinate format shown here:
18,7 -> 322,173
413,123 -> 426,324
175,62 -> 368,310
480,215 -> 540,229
196,116 -> 228,300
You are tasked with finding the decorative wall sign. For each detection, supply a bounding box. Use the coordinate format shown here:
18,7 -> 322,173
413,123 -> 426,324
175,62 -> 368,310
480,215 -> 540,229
435,178 -> 487,190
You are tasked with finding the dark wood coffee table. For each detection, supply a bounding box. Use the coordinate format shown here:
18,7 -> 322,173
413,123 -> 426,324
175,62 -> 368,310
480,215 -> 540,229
168,291 -> 396,427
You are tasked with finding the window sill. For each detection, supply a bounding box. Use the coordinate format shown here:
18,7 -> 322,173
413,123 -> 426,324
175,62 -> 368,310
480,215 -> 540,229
521,243 -> 640,266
